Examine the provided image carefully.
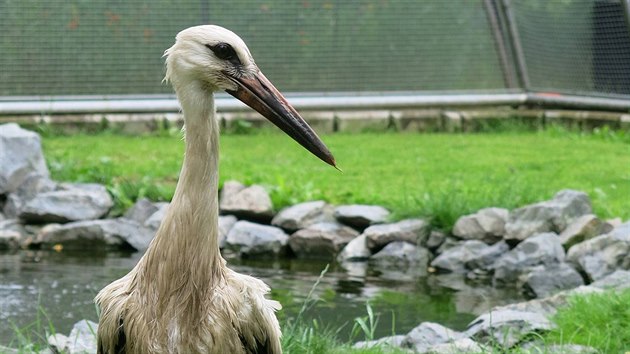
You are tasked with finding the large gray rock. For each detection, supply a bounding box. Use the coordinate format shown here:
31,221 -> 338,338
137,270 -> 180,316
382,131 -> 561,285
453,207 -> 508,244
401,322 -> 463,353
353,335 -> 405,349
220,181 -> 274,221
0,229 -> 21,250
271,200 -> 334,232
364,218 -> 430,252
464,241 -> 510,270
504,190 -> 592,242
39,218 -> 154,251
225,221 -> 288,257
369,241 -> 431,269
0,123 -> 49,195
430,240 -> 489,273
523,263 -> 584,298
48,319 -> 98,354
559,214 -> 613,249
337,234 -> 371,262
465,309 -> 553,348
0,218 -> 27,236
426,338 -> 486,354
19,183 -> 113,223
493,233 -> 565,285
589,269 -> 630,290
124,198 -> 160,224
333,204 -> 390,229
566,222 -> 630,281
2,172 -> 57,218
493,285 -> 601,318
426,230 -> 447,251
218,215 -> 238,249
288,222 -> 359,259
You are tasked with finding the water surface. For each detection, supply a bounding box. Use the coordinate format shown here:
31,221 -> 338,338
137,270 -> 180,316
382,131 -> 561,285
0,250 -> 525,346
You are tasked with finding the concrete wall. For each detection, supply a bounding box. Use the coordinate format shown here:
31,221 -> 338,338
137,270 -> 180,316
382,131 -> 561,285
1,108 -> 628,135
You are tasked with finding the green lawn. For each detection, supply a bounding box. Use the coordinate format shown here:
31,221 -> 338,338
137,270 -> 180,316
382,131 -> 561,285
42,128 -> 630,229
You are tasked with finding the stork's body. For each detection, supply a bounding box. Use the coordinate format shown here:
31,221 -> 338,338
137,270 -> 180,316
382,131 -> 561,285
95,26 -> 335,354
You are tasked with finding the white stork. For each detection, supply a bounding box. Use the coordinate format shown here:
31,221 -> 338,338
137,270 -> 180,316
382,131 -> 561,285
95,25 -> 336,354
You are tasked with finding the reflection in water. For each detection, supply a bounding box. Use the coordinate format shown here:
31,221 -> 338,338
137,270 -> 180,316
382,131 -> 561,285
0,250 -> 525,345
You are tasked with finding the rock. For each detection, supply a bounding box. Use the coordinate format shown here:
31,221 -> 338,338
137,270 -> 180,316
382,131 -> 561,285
337,234 -> 371,262
364,218 -> 430,252
589,269 -> 630,290
504,190 -> 592,242
435,237 -> 460,255
493,233 -> 565,285
143,203 -> 170,230
0,345 -> 19,354
492,285 -> 601,318
559,214 -> 613,249
289,222 -> 359,258
426,337 -> 486,354
225,221 -> 288,257
0,211 -> 4,222
566,222 -> 630,281
47,333 -> 70,352
464,241 -> 510,270
426,230 -> 447,251
19,183 -> 113,223
271,200 -> 334,232
0,219 -> 27,237
39,218 -> 154,251
2,173 -> 57,218
369,241 -> 431,269
606,217 -> 623,228
220,180 -> 246,199
124,198 -> 161,224
465,309 -> 553,348
401,322 -> 463,353
0,123 -> 49,195
430,240 -> 489,273
453,207 -> 508,244
340,260 -> 368,278
220,182 -> 274,221
353,335 -> 406,349
333,204 -> 390,229
522,263 -> 584,298
66,319 -> 98,353
0,229 -> 21,250
46,323 -> 96,353
218,215 -> 238,249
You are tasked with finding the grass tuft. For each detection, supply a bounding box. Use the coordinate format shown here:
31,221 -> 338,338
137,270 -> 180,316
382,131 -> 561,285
542,288 -> 630,353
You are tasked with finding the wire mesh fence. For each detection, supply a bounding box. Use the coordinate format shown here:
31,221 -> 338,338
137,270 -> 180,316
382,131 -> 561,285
1,0 -> 629,100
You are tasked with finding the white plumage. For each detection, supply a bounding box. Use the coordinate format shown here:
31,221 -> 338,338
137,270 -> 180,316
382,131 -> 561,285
95,25 -> 335,354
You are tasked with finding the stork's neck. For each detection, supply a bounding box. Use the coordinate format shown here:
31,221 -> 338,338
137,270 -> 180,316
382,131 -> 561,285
140,84 -> 224,298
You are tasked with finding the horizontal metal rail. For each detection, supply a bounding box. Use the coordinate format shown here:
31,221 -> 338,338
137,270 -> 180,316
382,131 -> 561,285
0,93 -> 526,115
1,92 -> 629,115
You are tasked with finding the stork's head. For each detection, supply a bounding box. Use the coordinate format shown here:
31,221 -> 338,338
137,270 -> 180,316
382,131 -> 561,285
164,25 -> 336,168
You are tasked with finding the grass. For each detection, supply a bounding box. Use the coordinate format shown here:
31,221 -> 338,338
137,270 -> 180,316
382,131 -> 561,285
41,125 -> 630,230
541,288 -> 630,353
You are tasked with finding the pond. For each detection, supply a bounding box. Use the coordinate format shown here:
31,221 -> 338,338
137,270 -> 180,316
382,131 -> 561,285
0,250 -> 526,346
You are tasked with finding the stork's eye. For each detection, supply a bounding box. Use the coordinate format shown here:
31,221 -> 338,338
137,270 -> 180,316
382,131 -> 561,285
207,42 -> 237,62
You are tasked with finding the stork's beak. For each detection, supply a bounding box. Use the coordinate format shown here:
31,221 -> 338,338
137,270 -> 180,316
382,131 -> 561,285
225,71 -> 337,168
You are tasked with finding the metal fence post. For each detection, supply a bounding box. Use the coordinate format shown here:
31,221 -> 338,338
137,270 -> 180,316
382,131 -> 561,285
482,0 -> 519,89
498,0 -> 531,91
621,0 -> 630,34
